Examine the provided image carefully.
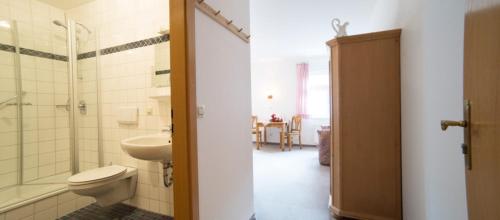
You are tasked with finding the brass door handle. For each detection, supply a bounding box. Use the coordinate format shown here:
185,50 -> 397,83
440,100 -> 472,170
441,120 -> 467,131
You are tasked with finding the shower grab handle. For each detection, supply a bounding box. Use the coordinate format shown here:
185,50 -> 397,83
0,95 -> 19,106
0,92 -> 27,107
6,102 -> 32,106
56,99 -> 71,111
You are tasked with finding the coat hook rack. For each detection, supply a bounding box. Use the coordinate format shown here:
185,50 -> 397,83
195,1 -> 250,43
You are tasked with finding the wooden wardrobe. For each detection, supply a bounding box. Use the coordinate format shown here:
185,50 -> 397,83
327,29 -> 402,220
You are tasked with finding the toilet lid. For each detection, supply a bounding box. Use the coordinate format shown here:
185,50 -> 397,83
68,165 -> 127,185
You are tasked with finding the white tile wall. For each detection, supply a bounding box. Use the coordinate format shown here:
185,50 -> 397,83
0,191 -> 94,220
66,0 -> 173,216
0,51 -> 19,188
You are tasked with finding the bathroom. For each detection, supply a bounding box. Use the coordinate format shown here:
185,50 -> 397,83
0,0 -> 173,219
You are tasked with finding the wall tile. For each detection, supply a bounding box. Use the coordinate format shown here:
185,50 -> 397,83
0,172 -> 16,188
5,204 -> 34,220
34,196 -> 57,213
0,159 -> 17,174
33,207 -> 56,220
56,200 -> 76,218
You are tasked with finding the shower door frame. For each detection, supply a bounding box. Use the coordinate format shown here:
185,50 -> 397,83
10,20 -> 24,185
66,19 -> 104,174
67,19 -> 80,174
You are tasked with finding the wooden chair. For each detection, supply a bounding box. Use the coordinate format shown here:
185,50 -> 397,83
252,116 -> 263,149
286,115 -> 303,150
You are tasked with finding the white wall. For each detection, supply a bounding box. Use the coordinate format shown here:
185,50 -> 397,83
195,0 -> 254,220
370,0 -> 468,219
251,56 -> 329,145
250,0 -> 379,61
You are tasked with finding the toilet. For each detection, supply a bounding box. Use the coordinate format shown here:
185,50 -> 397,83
67,165 -> 138,206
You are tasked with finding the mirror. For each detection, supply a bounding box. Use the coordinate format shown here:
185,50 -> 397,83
152,40 -> 171,87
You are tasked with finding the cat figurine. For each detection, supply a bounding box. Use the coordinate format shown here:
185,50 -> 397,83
331,18 -> 349,38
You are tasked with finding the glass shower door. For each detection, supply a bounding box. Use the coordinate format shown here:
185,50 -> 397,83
17,14 -> 72,184
72,20 -> 101,172
0,16 -> 100,212
0,19 -> 19,190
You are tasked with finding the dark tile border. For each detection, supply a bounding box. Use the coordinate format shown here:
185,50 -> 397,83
0,42 -> 69,61
100,34 -> 169,56
77,51 -> 97,60
57,203 -> 173,220
0,43 -> 16,52
1,34 -> 169,62
155,69 -> 171,75
19,48 -> 68,62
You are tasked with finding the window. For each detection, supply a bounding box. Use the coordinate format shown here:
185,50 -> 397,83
307,73 -> 330,119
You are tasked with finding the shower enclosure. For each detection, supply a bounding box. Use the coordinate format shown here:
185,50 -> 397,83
0,18 -> 102,212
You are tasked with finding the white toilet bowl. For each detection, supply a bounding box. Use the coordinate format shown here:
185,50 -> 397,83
67,165 -> 138,206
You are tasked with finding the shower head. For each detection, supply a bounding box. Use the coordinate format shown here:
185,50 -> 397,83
53,20 -> 67,29
52,20 -> 92,35
76,23 -> 92,34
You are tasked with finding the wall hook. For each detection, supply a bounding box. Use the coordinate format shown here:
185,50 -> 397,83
195,1 -> 250,43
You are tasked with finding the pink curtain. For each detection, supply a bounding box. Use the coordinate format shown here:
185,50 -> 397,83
296,63 -> 309,118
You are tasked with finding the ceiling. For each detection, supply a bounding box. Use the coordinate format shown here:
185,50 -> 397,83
37,0 -> 95,9
250,0 -> 380,62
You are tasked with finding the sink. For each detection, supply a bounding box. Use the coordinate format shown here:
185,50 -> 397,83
120,133 -> 172,162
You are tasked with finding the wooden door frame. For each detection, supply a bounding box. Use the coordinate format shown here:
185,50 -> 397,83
170,0 -> 199,219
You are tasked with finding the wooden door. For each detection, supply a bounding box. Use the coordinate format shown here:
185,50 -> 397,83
463,0 -> 500,219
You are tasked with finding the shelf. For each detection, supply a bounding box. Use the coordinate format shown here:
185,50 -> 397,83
149,87 -> 171,101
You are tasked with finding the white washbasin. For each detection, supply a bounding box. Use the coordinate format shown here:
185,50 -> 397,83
120,133 -> 172,162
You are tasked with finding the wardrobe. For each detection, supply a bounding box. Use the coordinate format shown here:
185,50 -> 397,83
327,29 -> 402,220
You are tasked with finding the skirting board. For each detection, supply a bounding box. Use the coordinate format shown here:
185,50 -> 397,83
252,141 -> 316,148
330,200 -> 390,220
329,195 -> 335,218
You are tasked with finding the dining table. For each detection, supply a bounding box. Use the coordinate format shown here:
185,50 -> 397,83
262,121 -> 288,151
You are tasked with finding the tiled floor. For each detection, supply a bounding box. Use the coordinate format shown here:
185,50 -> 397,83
253,145 -> 332,220
57,203 -> 173,220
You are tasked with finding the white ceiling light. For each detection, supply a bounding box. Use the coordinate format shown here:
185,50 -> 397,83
0,20 -> 11,29
36,0 -> 96,10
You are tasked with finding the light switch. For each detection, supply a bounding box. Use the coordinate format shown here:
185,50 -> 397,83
197,105 -> 206,118
146,106 -> 153,115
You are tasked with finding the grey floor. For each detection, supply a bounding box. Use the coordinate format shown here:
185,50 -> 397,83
253,145 -> 332,220
58,203 -> 172,220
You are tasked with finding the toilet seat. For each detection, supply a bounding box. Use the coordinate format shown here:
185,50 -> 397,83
68,165 -> 127,186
